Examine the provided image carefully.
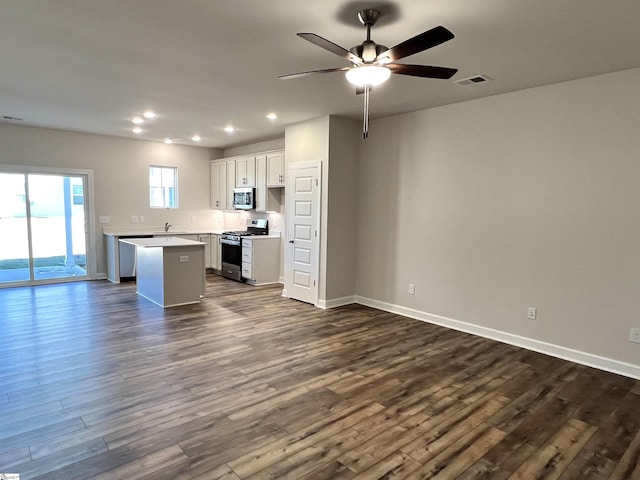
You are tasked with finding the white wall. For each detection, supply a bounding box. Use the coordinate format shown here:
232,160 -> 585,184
356,67 -> 640,374
326,116 -> 360,301
0,124 -> 216,277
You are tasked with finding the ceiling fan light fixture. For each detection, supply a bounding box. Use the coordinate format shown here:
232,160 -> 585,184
345,65 -> 390,87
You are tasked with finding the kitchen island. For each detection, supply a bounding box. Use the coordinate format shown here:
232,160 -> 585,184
119,237 -> 206,308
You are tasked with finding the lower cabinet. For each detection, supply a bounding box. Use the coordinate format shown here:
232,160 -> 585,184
198,235 -> 212,269
241,237 -> 280,285
211,234 -> 221,271
197,234 -> 222,272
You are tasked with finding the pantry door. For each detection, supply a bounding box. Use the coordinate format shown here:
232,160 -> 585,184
284,162 -> 321,305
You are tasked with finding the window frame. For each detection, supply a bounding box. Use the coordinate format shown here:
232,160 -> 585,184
149,165 -> 178,209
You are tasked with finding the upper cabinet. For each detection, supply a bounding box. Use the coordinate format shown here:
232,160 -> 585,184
210,161 -> 227,210
211,149 -> 284,211
226,159 -> 236,209
235,156 -> 256,187
267,152 -> 285,187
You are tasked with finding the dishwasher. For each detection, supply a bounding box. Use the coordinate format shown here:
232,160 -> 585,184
118,235 -> 152,281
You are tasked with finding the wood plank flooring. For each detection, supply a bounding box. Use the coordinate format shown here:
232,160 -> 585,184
0,275 -> 638,479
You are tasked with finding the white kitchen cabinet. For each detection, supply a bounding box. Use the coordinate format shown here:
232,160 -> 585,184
210,161 -> 227,210
210,234 -> 221,271
255,153 -> 283,213
235,156 -> 256,187
267,151 -> 285,187
198,234 -> 211,268
255,155 -> 267,212
241,237 -> 280,285
226,159 -> 236,209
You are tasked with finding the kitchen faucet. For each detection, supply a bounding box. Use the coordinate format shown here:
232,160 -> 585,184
164,222 -> 171,232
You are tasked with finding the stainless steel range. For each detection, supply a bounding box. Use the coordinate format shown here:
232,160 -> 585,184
221,219 -> 268,281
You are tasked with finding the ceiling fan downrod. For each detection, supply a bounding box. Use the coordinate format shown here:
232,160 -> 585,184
363,85 -> 370,139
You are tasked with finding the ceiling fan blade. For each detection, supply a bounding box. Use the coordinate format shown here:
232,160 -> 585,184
278,66 -> 350,80
379,26 -> 454,62
387,63 -> 457,79
297,33 -> 362,63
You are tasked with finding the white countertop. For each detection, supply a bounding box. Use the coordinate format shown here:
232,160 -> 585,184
104,229 -> 227,236
105,229 -> 280,238
119,237 -> 206,248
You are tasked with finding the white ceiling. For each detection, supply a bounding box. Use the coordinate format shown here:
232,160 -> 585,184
1,0 -> 640,149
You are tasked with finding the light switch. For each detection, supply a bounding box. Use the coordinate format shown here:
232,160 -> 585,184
99,216 -> 110,224
179,256 -> 189,263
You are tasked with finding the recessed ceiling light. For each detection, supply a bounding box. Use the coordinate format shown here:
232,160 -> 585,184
132,127 -> 142,134
224,126 -> 235,133
143,111 -> 156,119
192,135 -> 201,142
132,116 -> 143,124
164,138 -> 173,144
266,113 -> 278,120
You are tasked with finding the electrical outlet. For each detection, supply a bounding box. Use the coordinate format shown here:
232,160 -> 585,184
408,284 -> 415,295
630,327 -> 640,344
527,307 -> 537,320
98,216 -> 110,224
139,215 -> 145,223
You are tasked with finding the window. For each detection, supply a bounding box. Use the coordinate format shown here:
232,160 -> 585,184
72,183 -> 84,205
149,166 -> 178,208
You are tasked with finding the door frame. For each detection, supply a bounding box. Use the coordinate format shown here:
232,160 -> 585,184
283,160 -> 322,306
0,164 -> 97,284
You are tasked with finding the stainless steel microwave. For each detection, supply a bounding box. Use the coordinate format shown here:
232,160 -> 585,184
233,187 -> 255,210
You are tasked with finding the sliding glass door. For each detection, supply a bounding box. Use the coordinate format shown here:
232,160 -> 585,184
0,171 -> 88,285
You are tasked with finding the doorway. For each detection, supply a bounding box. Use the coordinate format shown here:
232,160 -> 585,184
0,170 -> 90,286
284,161 -> 321,305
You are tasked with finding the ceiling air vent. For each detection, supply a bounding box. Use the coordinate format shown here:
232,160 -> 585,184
455,75 -> 491,86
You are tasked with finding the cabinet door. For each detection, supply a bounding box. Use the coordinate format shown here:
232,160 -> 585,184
235,156 -> 256,187
226,159 -> 236,209
211,234 -> 220,270
267,152 -> 285,187
198,235 -> 211,268
255,155 -> 267,212
210,161 -> 227,210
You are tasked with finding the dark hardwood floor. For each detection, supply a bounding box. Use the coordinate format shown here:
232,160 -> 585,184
0,275 -> 638,479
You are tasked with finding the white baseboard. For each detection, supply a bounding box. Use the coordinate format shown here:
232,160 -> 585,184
353,295 -> 640,380
317,295 -> 356,309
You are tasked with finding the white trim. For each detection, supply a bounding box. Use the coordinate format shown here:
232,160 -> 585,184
318,295 -> 356,309
354,295 -> 640,380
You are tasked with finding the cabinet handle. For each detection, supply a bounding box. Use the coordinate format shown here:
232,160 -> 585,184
288,240 -> 294,244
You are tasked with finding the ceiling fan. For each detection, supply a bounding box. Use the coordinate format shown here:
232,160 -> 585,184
279,9 -> 458,138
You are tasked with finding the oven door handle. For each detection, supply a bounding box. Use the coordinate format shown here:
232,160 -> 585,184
221,238 -> 240,246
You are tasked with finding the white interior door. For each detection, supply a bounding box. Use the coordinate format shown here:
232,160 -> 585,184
284,162 -> 321,305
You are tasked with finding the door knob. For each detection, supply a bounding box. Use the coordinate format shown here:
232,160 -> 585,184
288,240 -> 294,244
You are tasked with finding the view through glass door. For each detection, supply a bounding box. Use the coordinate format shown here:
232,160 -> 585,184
0,171 -> 88,285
